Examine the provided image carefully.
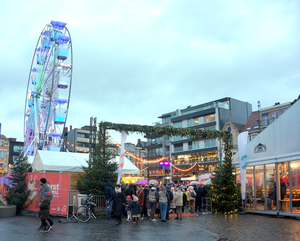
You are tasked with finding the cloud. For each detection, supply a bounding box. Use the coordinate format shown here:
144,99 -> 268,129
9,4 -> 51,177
0,0 -> 300,143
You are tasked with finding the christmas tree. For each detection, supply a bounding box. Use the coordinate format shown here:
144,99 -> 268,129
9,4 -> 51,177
5,154 -> 31,214
76,126 -> 118,195
210,134 -> 239,214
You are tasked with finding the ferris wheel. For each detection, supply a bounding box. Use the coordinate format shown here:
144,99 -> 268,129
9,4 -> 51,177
23,21 -> 73,156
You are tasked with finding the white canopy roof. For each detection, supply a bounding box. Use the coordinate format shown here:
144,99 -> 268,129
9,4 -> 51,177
31,150 -> 140,174
112,156 -> 140,175
32,150 -> 90,172
236,99 -> 300,167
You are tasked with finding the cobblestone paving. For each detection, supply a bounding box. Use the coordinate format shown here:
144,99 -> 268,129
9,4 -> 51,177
1,213 -> 300,241
0,214 -> 218,241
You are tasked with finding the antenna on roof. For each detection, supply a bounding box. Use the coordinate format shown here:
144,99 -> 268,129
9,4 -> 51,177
257,101 -> 261,110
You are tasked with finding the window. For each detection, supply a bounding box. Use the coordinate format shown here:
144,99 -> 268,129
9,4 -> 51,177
174,144 -> 183,152
0,151 -> 6,159
0,141 -> 4,146
188,142 -> 193,150
281,109 -> 287,115
77,133 -> 85,138
204,139 -> 217,148
271,111 -> 279,122
262,113 -> 269,126
187,119 -> 193,127
194,141 -> 199,149
205,114 -> 215,123
13,145 -> 23,152
228,127 -> 231,132
162,117 -> 170,124
204,126 -> 216,131
173,121 -> 182,128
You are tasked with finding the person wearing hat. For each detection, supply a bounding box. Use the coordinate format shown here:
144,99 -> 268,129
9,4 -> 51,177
39,191 -> 51,232
38,178 -> 54,231
108,183 -> 127,225
127,195 -> 142,225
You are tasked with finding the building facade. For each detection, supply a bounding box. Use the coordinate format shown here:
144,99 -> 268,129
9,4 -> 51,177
0,135 -> 10,173
65,125 -> 118,154
242,102 -> 292,142
145,97 -> 252,183
8,138 -> 24,165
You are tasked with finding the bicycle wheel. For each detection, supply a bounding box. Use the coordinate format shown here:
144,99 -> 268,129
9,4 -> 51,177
76,206 -> 91,222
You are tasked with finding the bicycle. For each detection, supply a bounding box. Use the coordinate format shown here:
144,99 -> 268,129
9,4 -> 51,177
76,194 -> 97,222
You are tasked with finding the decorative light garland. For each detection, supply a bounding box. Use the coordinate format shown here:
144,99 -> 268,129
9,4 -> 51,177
107,136 -> 169,164
170,162 -> 198,172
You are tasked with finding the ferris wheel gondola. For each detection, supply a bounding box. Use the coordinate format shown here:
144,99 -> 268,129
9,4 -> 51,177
23,21 -> 73,156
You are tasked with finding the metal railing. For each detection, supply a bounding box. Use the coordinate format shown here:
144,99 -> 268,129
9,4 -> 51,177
69,192 -> 106,219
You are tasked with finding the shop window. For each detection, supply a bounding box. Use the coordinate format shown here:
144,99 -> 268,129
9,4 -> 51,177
245,167 -> 254,210
255,165 -> 265,211
290,161 -> 300,213
278,162 -> 289,212
265,164 -> 277,211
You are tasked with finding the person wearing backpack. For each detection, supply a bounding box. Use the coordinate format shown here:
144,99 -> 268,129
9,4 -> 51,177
187,186 -> 196,213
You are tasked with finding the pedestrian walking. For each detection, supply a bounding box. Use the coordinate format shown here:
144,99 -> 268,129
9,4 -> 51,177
159,186 -> 170,222
39,191 -> 51,232
127,195 -> 142,226
187,186 -> 196,213
105,181 -> 113,221
195,185 -> 205,212
148,186 -> 159,221
143,185 -> 149,218
170,187 -> 176,212
109,183 -> 127,225
166,186 -> 173,220
126,195 -> 132,222
38,178 -> 54,231
136,185 -> 144,220
174,186 -> 183,220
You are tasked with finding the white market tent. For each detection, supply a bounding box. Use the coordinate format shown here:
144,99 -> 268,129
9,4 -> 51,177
235,99 -> 300,167
32,150 -> 90,172
112,156 -> 140,175
31,151 -> 140,175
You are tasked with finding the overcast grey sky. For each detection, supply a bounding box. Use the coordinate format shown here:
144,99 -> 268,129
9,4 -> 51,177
0,0 -> 299,144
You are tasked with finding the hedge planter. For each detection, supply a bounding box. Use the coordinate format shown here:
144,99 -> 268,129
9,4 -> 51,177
0,205 -> 16,218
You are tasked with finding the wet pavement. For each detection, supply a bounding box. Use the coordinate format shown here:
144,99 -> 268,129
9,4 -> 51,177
1,212 -> 300,241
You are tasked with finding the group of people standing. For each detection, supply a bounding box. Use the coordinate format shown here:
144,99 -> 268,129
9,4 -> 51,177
104,181 -> 210,225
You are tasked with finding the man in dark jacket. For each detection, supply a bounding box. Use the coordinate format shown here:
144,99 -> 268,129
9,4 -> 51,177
166,186 -> 173,220
105,181 -> 113,220
108,184 -> 127,225
39,191 -> 51,232
143,185 -> 149,218
195,185 -> 205,212
125,184 -> 135,199
38,178 -> 54,231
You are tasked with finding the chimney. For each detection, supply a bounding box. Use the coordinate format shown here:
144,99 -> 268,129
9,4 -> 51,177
70,125 -> 72,131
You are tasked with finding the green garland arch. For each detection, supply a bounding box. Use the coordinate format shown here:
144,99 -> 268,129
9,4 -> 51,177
99,121 -> 233,158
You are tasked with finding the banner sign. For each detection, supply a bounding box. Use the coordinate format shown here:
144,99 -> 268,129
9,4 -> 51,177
238,131 -> 248,200
25,173 -> 70,215
117,131 -> 127,183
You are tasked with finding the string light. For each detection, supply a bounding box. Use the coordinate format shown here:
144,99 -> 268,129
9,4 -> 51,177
108,136 -> 201,172
170,162 -> 197,172
108,136 -> 169,163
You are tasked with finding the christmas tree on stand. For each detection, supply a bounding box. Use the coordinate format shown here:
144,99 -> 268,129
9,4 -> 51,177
76,126 -> 118,195
210,133 -> 239,214
5,154 -> 31,214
